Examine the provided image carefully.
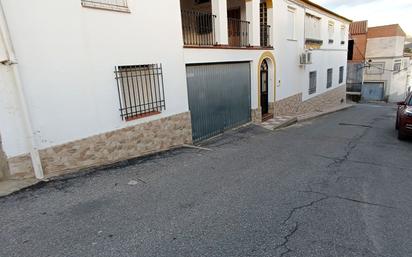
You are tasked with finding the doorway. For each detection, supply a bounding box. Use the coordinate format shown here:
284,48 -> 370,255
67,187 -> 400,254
228,8 -> 241,46
260,59 -> 270,120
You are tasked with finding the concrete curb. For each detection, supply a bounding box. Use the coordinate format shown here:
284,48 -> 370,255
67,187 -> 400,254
297,104 -> 354,123
0,178 -> 41,198
272,117 -> 298,130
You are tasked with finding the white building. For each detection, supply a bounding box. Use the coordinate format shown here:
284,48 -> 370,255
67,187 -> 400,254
0,0 -> 350,180
363,24 -> 410,102
407,55 -> 412,93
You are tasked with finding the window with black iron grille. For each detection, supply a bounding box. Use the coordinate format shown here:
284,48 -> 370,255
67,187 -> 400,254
339,66 -> 344,83
327,68 -> 333,88
309,71 -> 317,95
115,64 -> 166,121
81,0 -> 129,12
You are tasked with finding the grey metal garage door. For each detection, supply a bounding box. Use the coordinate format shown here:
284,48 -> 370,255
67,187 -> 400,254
362,82 -> 385,101
186,62 -> 251,142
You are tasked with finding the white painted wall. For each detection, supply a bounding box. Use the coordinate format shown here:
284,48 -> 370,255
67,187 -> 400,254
364,57 -> 410,102
0,65 -> 30,157
366,36 -> 405,59
0,0 -> 189,157
391,68 -> 409,102
1,0 -> 350,160
0,31 -> 7,62
273,0 -> 349,102
364,58 -> 392,98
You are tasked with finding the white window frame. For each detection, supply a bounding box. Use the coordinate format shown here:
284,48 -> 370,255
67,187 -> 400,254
340,25 -> 346,44
305,13 -> 322,41
328,21 -> 334,43
287,7 -> 296,40
394,60 -> 401,73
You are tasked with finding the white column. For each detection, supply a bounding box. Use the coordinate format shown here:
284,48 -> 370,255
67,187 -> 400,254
212,0 -> 228,45
246,0 -> 260,47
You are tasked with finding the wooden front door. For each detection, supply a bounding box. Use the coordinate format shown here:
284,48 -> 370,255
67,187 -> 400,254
228,8 -> 241,46
260,59 -> 269,116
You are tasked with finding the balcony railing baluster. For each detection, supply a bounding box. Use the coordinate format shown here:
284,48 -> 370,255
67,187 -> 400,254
228,18 -> 250,47
260,24 -> 271,47
181,10 -> 216,46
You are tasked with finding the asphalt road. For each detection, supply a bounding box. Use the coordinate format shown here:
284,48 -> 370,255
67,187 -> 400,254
0,103 -> 411,257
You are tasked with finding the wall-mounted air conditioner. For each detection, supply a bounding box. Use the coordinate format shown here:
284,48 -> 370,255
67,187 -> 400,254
300,51 -> 312,65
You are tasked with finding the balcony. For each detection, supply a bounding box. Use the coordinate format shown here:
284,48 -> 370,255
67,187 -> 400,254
180,0 -> 273,49
181,10 -> 216,46
228,18 -> 250,47
260,24 -> 271,47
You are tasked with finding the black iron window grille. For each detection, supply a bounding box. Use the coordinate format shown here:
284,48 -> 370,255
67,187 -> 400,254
327,68 -> 333,88
309,71 -> 317,95
81,0 -> 129,12
115,64 -> 166,121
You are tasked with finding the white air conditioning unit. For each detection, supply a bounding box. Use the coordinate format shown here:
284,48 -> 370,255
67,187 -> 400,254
300,51 -> 312,65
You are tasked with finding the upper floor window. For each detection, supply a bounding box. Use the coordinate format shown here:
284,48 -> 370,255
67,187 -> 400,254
305,13 -> 321,41
287,7 -> 296,40
394,60 -> 401,72
81,0 -> 130,13
340,25 -> 346,45
328,21 -> 334,44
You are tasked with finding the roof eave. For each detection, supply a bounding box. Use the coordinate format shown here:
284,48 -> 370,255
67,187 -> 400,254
300,0 -> 352,23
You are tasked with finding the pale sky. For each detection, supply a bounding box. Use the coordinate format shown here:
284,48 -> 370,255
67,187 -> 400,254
311,0 -> 412,37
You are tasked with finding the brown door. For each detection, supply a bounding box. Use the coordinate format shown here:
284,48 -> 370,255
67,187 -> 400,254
228,8 -> 241,46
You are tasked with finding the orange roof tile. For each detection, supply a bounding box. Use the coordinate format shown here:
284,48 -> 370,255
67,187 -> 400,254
350,20 -> 368,35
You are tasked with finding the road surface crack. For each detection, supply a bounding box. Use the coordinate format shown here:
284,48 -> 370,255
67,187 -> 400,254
275,222 -> 299,257
325,118 -> 378,169
301,190 -> 396,209
275,195 -> 329,257
282,196 -> 329,225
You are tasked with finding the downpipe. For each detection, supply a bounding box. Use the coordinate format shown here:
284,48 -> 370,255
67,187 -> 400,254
0,1 -> 44,179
